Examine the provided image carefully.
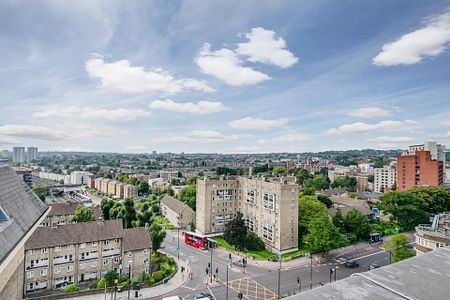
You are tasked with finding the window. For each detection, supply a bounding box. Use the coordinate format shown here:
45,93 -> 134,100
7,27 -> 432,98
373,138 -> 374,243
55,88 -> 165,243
103,240 -> 109,246
54,266 -> 60,274
67,264 -> 73,272
0,206 -> 9,222
114,238 -> 120,243
103,259 -> 108,266
40,269 -> 47,276
27,271 -> 34,279
246,189 -> 256,204
80,243 -> 86,249
55,246 -> 61,252
144,258 -> 149,264
80,263 -> 85,270
143,249 -> 149,255
27,250 -> 34,256
127,251 -> 132,258
67,244 -> 73,251
262,222 -> 274,242
113,257 -> 120,264
41,248 -> 48,254
91,261 -> 97,268
92,241 -> 98,247
263,193 -> 276,211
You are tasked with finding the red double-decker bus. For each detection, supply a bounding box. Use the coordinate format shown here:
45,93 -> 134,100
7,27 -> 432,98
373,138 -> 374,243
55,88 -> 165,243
183,231 -> 208,250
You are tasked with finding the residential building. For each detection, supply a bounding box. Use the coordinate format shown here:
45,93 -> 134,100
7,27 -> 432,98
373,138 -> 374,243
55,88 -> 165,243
374,166 -> 396,193
94,177 -> 102,190
69,171 -> 93,185
1,150 -> 9,159
123,228 -> 152,276
196,176 -> 299,253
40,203 -> 101,227
100,178 -> 111,194
355,174 -> 369,192
0,163 -> 49,299
327,196 -> 373,218
123,184 -> 138,199
160,195 -> 195,229
107,180 -> 118,196
93,177 -> 138,199
115,182 -> 125,198
415,213 -> 450,255
24,219 -> 151,294
13,167 -> 33,188
27,147 -> 38,162
160,170 -> 179,183
408,141 -> 446,162
38,172 -> 70,184
12,146 -> 25,163
396,151 -> 444,191
284,246 -> 450,300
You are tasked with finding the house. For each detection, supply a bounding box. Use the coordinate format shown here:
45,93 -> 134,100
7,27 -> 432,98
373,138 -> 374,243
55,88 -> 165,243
41,202 -> 101,227
160,195 -> 195,229
328,196 -> 373,218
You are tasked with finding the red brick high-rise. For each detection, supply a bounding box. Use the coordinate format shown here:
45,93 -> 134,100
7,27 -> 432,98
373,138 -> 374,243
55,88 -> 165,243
396,150 -> 444,191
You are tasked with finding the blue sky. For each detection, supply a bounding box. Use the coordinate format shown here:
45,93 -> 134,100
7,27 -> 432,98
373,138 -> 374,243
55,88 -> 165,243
1,0 -> 450,153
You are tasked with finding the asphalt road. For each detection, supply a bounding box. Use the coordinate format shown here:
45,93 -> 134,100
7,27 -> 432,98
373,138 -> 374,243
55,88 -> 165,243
144,231 -> 393,300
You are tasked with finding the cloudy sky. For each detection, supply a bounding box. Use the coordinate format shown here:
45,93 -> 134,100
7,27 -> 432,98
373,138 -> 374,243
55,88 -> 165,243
1,0 -> 450,153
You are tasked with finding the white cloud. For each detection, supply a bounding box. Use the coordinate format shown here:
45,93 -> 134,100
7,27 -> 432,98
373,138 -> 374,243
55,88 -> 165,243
368,136 -> 414,143
86,55 -> 215,94
33,106 -> 150,121
154,130 -> 239,144
48,146 -> 93,152
236,27 -> 298,68
373,10 -> 450,66
258,132 -> 310,144
347,107 -> 391,118
229,117 -> 288,131
195,43 -> 270,86
149,99 -> 226,115
225,146 -> 267,153
0,125 -> 66,141
126,145 -> 148,151
328,120 -> 415,135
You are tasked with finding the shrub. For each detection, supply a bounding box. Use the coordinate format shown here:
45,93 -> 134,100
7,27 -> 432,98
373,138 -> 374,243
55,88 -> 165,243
148,276 -> 156,285
152,271 -> 163,282
97,278 -> 106,289
246,231 -> 266,251
168,257 -> 175,266
140,272 -> 150,283
64,284 -> 80,293
159,255 -> 167,263
131,276 -> 140,285
119,274 -> 129,283
89,281 -> 98,289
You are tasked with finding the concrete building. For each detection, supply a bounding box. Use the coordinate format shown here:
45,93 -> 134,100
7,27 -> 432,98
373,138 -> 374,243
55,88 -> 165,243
374,166 -> 396,193
123,184 -> 138,199
160,170 -> 179,183
0,163 -> 49,299
355,175 -> 369,192
160,195 -> 195,229
408,141 -> 446,162
24,220 -> 151,294
38,172 -> 70,184
196,176 -> 299,253
123,227 -> 153,275
69,171 -> 93,185
397,151 -> 444,191
41,203 -> 101,227
93,177 -> 138,199
1,150 -> 10,159
12,146 -> 25,163
415,212 -> 450,255
107,180 -> 118,196
100,178 -> 111,194
27,147 -> 38,162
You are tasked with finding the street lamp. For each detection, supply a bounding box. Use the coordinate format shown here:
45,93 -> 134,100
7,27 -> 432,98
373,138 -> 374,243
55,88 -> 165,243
297,276 -> 301,294
127,260 -> 132,300
277,253 -> 282,299
177,215 -> 181,261
226,263 -> 230,300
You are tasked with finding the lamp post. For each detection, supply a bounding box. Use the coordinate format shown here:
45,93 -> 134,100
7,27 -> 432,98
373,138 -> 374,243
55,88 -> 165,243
226,263 -> 229,300
127,261 -> 132,300
309,253 -> 313,289
277,253 -> 282,299
177,215 -> 181,261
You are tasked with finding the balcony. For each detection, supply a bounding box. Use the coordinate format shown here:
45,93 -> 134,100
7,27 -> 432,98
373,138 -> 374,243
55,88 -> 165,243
79,252 -> 99,261
26,260 -> 49,270
53,257 -> 73,265
102,249 -> 121,257
415,225 -> 450,239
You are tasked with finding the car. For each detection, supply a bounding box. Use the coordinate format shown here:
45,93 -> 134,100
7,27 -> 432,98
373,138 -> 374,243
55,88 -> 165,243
368,262 -> 381,270
162,296 -> 184,300
345,261 -> 359,268
193,293 -> 215,300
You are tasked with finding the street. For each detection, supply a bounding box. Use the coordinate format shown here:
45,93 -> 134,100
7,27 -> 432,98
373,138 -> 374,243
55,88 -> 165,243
144,231 -> 396,300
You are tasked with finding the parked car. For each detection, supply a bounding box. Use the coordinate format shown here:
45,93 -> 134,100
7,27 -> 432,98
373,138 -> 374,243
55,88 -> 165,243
162,296 -> 184,300
193,293 -> 215,299
368,262 -> 381,270
345,261 -> 359,268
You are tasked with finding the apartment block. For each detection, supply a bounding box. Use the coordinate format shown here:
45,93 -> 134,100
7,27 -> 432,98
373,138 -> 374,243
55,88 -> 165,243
374,166 -> 396,193
160,170 -> 179,183
27,147 -> 38,162
24,220 -> 151,294
124,184 -> 138,199
100,178 -> 111,194
93,177 -> 138,199
107,180 -> 118,196
408,141 -> 446,162
69,171 -> 93,185
196,176 -> 299,253
397,151 -> 444,191
41,203 -> 101,227
415,213 -> 450,255
160,195 -> 196,229
12,146 -> 25,163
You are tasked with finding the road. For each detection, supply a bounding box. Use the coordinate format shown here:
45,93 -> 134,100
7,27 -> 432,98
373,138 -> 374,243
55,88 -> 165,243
144,231 -> 395,300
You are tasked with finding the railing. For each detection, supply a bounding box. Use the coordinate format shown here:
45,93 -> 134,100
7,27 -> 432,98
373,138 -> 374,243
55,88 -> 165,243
102,249 -> 121,257
26,261 -> 49,269
53,257 -> 73,265
79,253 -> 99,261
416,225 -> 450,238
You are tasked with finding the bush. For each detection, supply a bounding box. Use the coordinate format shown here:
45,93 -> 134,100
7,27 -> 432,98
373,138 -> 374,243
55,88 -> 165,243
168,257 -> 175,266
152,271 -> 163,282
119,274 -> 129,283
89,280 -> 98,289
159,255 -> 167,263
140,272 -> 151,283
148,276 -> 156,285
64,284 -> 80,293
246,231 -> 266,251
97,278 -> 106,289
131,276 -> 140,285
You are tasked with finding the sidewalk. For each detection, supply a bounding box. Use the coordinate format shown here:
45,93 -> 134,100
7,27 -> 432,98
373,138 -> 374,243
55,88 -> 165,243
65,259 -> 189,300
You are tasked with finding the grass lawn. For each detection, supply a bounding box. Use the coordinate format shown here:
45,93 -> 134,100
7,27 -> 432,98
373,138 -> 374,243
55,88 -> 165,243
213,237 -> 276,260
281,245 -> 310,259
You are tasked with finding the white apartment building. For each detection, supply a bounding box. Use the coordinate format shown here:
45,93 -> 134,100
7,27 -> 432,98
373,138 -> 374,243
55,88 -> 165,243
13,147 -> 25,163
159,170 -> 179,183
27,147 -> 38,162
408,141 -> 446,162
38,172 -> 70,184
69,171 -> 93,185
196,176 -> 299,253
373,166 -> 396,193
415,213 -> 450,255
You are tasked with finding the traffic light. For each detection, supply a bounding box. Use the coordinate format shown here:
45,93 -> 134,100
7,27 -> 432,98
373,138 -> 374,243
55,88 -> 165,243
181,266 -> 185,273
208,262 -> 211,268
229,253 -> 232,260
297,277 -> 300,285
238,293 -> 243,299
206,268 -> 209,275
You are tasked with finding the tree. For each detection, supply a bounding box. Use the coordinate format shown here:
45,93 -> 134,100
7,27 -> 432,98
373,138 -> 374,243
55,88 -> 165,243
409,187 -> 450,214
149,223 -> 166,253
273,166 -> 287,175
298,196 -> 328,238
123,198 -> 137,229
32,186 -> 47,202
102,172 -> 113,179
71,205 -> 94,223
379,191 -> 429,228
343,209 -> 371,242
246,231 -> 265,251
136,210 -> 153,227
138,181 -> 149,194
382,234 -> 414,263
303,174 -> 330,191
332,207 -> 345,231
223,212 -> 247,251
317,195 -> 333,208
331,176 -> 357,191
103,270 -> 119,287
295,168 -> 313,185
304,214 -> 347,254
178,184 -> 196,211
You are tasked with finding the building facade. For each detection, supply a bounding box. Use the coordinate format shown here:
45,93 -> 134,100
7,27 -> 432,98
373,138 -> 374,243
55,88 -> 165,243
69,171 -> 93,185
27,147 -> 38,162
93,177 -> 138,199
160,170 -> 179,183
41,203 -> 101,227
415,213 -> 450,255
12,146 -> 25,163
196,176 -> 299,253
408,141 -> 446,162
397,151 -> 444,191
374,166 -> 396,193
160,195 -> 195,228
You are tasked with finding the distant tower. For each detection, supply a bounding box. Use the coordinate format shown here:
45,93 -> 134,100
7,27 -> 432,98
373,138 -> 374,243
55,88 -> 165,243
12,147 -> 25,163
27,147 -> 38,162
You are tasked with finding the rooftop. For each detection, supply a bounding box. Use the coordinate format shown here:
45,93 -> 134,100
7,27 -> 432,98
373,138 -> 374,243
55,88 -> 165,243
161,195 -> 194,215
47,202 -> 101,218
123,227 -> 152,251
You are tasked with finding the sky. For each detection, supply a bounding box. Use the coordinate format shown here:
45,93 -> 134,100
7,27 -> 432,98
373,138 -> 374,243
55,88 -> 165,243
1,0 -> 450,154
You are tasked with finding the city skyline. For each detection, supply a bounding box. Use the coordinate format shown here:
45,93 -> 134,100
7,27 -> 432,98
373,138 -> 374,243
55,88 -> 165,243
1,1 -> 450,153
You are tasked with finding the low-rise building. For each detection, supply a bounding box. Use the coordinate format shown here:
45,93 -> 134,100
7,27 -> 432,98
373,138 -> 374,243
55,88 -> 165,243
415,212 -> 450,255
160,195 -> 195,229
123,228 -> 152,276
124,184 -> 138,199
69,171 -> 93,185
160,170 -> 179,183
100,178 -> 111,194
107,180 -> 118,196
41,203 -> 101,227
